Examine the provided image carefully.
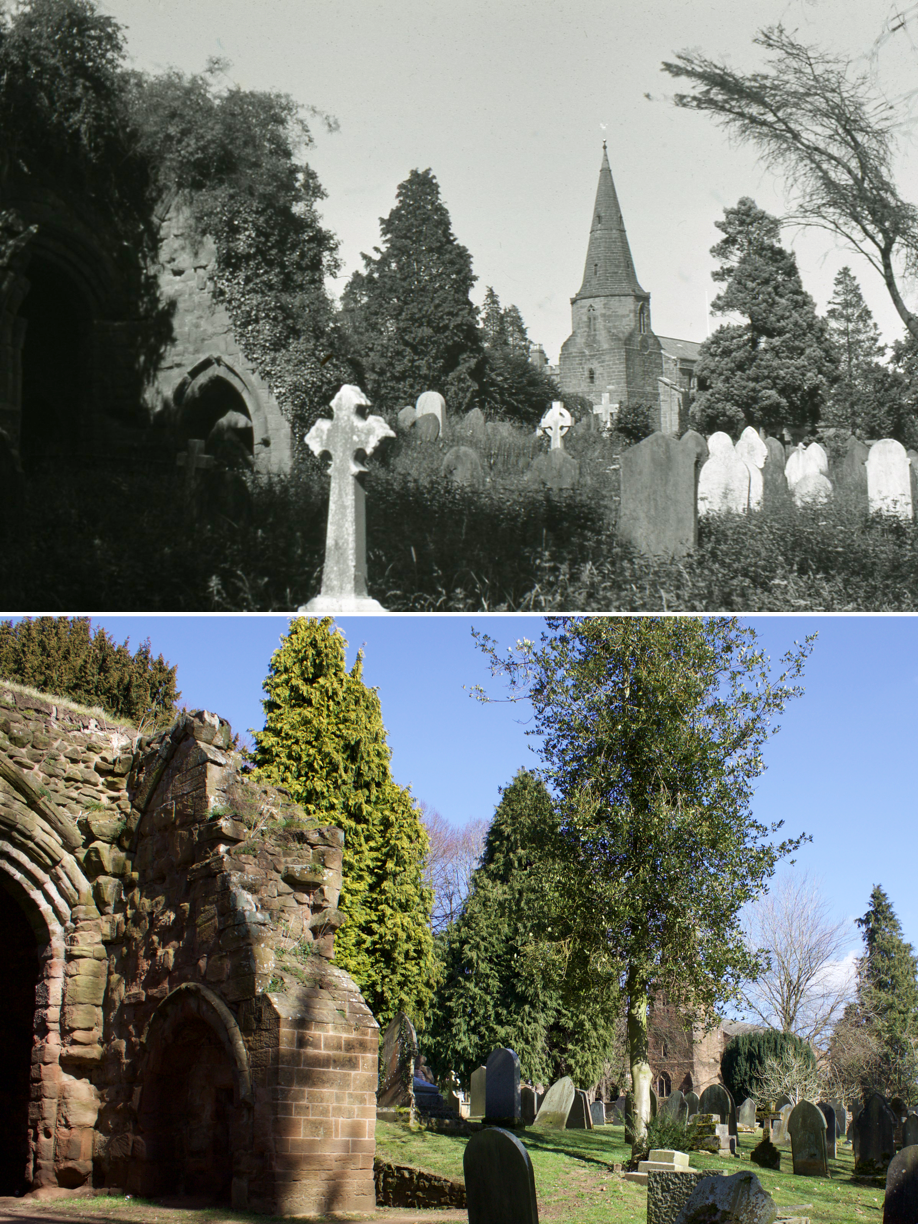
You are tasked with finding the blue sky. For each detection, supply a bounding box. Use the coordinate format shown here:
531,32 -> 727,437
14,613 -> 915,964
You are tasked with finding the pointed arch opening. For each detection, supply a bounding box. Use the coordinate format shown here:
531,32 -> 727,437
0,879 -> 42,1194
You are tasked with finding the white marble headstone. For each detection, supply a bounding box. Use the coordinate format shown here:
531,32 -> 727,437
697,432 -> 750,516
866,438 -> 913,519
415,390 -> 446,433
735,426 -> 768,510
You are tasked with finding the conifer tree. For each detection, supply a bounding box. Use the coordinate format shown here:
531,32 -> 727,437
0,617 -> 178,724
425,770 -> 619,1085
691,198 -> 837,437
825,267 -> 886,433
341,168 -> 484,412
477,286 -> 559,426
253,617 -> 436,1026
853,885 -> 918,1098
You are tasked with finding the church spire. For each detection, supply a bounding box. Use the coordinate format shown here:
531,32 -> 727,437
573,145 -> 646,301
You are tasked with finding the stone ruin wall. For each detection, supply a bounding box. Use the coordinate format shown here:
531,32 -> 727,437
0,685 -> 376,1214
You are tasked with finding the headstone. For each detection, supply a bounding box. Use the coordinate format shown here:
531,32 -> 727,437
738,1098 -> 757,1129
672,1170 -> 777,1224
442,445 -> 484,486
592,394 -> 617,431
750,1135 -> 781,1170
903,1114 -> 918,1148
413,411 -> 440,443
885,1145 -> 918,1224
176,437 -> 215,496
788,1100 -> 828,1176
415,390 -> 446,435
566,1089 -> 592,1129
699,1084 -> 736,1136
538,403 -> 572,450
301,384 -> 394,613
762,437 -> 788,509
607,1095 -> 626,1124
464,1126 -> 538,1224
775,1094 -> 792,1111
829,1099 -> 847,1138
735,426 -> 768,510
397,405 -> 417,431
661,1089 -> 688,1123
486,1048 -> 521,1124
839,436 -> 870,507
909,449 -> 918,511
525,448 -> 580,490
786,442 -> 833,506
817,1102 -> 838,1158
697,432 -> 750,515
520,1085 -> 537,1127
463,407 -> 487,437
617,430 -> 708,557
470,1066 -> 487,1119
855,1092 -> 897,1176
685,1091 -> 700,1118
377,1012 -> 418,1110
533,1077 -> 575,1130
867,438 -> 913,518
590,1101 -> 606,1126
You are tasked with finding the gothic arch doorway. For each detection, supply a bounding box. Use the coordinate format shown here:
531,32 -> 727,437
0,881 -> 41,1194
172,357 -> 257,468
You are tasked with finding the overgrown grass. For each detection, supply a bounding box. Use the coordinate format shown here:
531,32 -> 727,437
6,421 -> 918,611
375,1119 -> 886,1223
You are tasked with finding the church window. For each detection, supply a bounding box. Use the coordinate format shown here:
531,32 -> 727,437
587,305 -> 596,338
596,213 -> 602,225
594,262 -> 598,278
588,368 -> 595,384
638,304 -> 648,334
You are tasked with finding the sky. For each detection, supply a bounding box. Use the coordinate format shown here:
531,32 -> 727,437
97,0 -> 918,365
19,612 -> 916,976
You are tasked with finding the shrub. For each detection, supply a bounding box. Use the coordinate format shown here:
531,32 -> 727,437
631,1112 -> 699,1163
722,1029 -> 817,1106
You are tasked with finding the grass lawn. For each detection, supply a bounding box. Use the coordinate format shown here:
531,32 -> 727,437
375,1120 -> 886,1223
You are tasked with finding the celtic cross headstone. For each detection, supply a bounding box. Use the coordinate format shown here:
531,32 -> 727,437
538,403 -> 572,450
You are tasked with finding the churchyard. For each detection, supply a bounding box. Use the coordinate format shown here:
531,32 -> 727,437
8,393 -> 918,612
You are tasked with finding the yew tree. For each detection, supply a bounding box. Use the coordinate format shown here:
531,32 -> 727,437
473,617 -> 812,1149
253,617 -> 436,1026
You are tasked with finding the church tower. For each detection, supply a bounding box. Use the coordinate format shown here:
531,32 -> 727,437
558,145 -> 668,416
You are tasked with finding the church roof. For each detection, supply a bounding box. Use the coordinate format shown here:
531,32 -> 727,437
573,145 -> 646,302
657,335 -> 703,364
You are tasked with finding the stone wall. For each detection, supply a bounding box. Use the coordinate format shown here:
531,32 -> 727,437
0,685 -> 376,1213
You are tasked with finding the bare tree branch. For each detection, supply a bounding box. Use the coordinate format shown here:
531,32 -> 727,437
420,803 -> 487,935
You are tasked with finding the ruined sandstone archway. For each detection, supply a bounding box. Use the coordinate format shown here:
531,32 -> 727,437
0,751 -> 101,1191
172,357 -> 262,467
132,983 -> 253,1201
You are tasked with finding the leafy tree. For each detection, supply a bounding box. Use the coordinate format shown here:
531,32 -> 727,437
0,617 -> 178,724
252,617 -> 436,1027
615,399 -> 657,445
851,885 -> 918,1101
341,169 -> 485,412
425,769 -> 619,1086
690,198 -> 837,437
473,617 -> 812,1147
722,1028 -> 817,1106
477,286 -> 559,426
663,26 -> 918,342
126,59 -> 352,437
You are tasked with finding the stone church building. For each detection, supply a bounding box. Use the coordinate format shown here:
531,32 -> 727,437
556,146 -> 701,433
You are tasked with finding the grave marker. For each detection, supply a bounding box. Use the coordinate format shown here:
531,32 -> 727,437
397,405 -> 417,431
660,1090 -> 688,1124
698,432 -> 750,515
735,426 -> 767,510
590,1101 -> 606,1126
464,1126 -> 539,1224
673,1171 -> 776,1224
176,438 -> 215,496
903,1114 -> 918,1148
301,384 -> 394,613
486,1047 -> 521,1124
685,1091 -> 700,1118
788,1100 -> 828,1176
533,1077 -> 575,1130
867,438 -> 913,519
592,394 -> 618,432
817,1102 -> 838,1158
699,1084 -> 736,1137
762,436 -> 788,509
884,1145 -> 918,1224
442,445 -> 484,486
521,1086 -> 537,1126
415,412 -> 441,443
855,1093 -> 897,1176
470,1066 -> 487,1119
538,403 -> 572,450
840,436 -> 869,507
415,390 -> 446,435
737,1098 -> 757,1130
618,430 -> 707,557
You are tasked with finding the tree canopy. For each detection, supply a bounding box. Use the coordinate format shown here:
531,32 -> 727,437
0,616 -> 178,725
342,168 -> 484,412
473,617 -> 812,1146
663,25 -> 918,341
690,198 -> 836,437
722,1028 -> 818,1107
252,617 -> 436,1027
477,287 -> 559,426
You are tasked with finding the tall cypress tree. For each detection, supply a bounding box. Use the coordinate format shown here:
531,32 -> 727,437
341,168 -> 484,412
691,198 -> 837,437
854,885 -> 918,1097
253,617 -> 436,1027
425,769 -> 619,1085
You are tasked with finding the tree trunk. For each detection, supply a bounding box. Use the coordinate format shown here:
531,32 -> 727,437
881,244 -> 918,341
627,968 -> 652,1151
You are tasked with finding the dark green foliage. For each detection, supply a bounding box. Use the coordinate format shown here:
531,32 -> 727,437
632,1113 -> 699,1162
252,618 -> 436,1027
824,268 -> 887,434
342,169 -> 485,413
691,199 -> 837,437
722,1029 -> 817,1105
0,617 -> 178,724
425,771 -> 619,1085
477,287 -> 560,426
614,400 -> 657,445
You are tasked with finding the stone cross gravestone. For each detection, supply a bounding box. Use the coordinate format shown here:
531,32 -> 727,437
415,390 -> 446,435
867,438 -> 913,519
735,426 -> 768,510
855,1092 -> 897,1176
470,1065 -> 487,1119
698,432 -> 750,515
673,1170 -> 776,1224
885,1145 -> 918,1224
301,384 -> 394,613
592,394 -> 617,431
486,1047 -> 521,1124
788,1100 -> 828,1176
538,403 -> 572,450
617,430 -> 708,557
737,1098 -> 757,1129
533,1077 -> 575,1130
464,1126 -> 539,1224
377,1012 -> 418,1110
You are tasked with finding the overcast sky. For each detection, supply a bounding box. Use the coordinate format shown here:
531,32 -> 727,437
98,0 -> 918,368
26,612 -> 916,975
